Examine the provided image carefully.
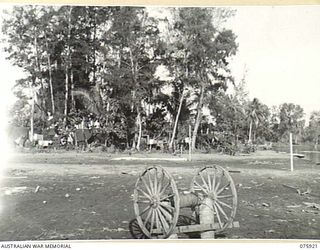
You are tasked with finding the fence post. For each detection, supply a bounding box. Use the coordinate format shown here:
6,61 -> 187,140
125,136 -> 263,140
290,133 -> 293,172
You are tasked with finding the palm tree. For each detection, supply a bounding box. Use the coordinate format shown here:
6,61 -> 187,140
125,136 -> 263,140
247,98 -> 265,144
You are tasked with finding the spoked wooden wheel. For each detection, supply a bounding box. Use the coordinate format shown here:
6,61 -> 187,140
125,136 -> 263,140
128,219 -> 149,239
133,166 -> 180,239
190,165 -> 237,233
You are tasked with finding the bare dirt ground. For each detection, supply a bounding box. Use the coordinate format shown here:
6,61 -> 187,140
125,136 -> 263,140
0,150 -> 319,241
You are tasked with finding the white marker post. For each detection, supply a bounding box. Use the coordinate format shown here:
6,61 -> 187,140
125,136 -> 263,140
290,133 -> 293,172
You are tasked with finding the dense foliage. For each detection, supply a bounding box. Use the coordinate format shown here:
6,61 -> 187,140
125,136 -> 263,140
2,6 -> 319,152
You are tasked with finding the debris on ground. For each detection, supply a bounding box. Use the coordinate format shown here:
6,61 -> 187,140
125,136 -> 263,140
242,200 -> 255,207
90,176 -> 100,179
35,186 -> 40,193
228,170 -> 241,173
303,210 -> 319,214
120,171 -> 137,176
247,180 -> 264,187
299,188 -> 312,196
286,204 -> 301,208
43,201 -> 47,204
303,202 -> 320,210
293,154 -> 305,159
102,227 -> 128,232
262,202 -> 270,207
76,188 -> 81,191
282,184 -> 311,196
265,229 -> 275,233
65,193 -> 70,198
272,219 -> 287,223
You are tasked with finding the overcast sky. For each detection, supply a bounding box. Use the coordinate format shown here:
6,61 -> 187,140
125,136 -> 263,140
228,6 -> 320,119
0,5 -> 319,121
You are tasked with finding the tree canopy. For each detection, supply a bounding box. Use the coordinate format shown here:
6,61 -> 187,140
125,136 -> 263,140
2,5 -> 316,152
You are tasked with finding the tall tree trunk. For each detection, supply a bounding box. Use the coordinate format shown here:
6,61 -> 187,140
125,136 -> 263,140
31,27 -> 40,139
30,85 -> 35,142
64,65 -> 69,118
128,46 -> 140,150
234,126 -> 238,147
71,69 -> 75,109
191,84 -> 204,150
170,54 -> 188,151
92,7 -> 97,85
132,136 -> 136,150
44,35 -> 55,115
64,7 -> 72,124
294,135 -> 298,145
34,34 -> 45,120
248,120 -> 253,143
169,89 -> 185,151
136,107 -> 142,151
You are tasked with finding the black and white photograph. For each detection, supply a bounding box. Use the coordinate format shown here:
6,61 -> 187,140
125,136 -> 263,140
0,3 -> 319,243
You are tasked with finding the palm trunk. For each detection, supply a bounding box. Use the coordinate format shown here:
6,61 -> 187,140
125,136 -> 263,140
191,84 -> 204,150
169,90 -> 185,151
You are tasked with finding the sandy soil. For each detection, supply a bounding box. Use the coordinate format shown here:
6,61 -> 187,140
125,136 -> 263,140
0,150 -> 319,240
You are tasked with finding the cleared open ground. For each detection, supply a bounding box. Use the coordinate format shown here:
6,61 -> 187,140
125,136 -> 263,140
0,151 -> 319,240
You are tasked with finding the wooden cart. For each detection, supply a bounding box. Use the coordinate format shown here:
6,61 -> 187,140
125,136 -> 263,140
132,165 -> 239,239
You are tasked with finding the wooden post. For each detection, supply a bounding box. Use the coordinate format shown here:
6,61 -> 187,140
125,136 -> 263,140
199,198 -> 215,239
189,125 -> 192,162
290,133 -> 293,172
